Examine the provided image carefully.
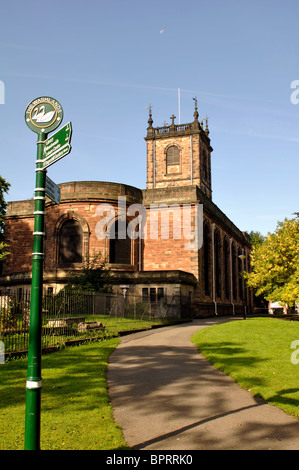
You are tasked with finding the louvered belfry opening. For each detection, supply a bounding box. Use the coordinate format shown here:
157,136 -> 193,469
166,145 -> 180,166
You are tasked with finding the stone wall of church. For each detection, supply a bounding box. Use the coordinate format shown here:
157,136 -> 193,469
2,182 -> 144,280
3,200 -> 34,275
142,189 -> 200,278
2,180 -> 252,315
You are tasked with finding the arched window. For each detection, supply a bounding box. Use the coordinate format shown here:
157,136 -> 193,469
238,248 -> 243,300
109,219 -> 131,264
166,145 -> 180,172
232,242 -> 237,300
58,219 -> 83,265
215,230 -> 221,298
223,237 -> 230,299
202,149 -> 208,180
203,222 -> 211,296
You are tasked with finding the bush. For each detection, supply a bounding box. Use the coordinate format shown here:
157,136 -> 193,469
0,301 -> 17,331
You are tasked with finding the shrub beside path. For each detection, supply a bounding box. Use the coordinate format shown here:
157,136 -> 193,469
107,317 -> 299,450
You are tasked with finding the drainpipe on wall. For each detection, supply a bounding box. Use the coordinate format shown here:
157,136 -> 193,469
212,223 -> 218,315
138,239 -> 142,272
229,238 -> 235,316
138,215 -> 142,272
153,141 -> 156,189
190,135 -> 193,185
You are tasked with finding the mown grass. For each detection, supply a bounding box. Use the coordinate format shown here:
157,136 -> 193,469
191,317 -> 299,419
0,314 -> 183,450
2,314 -> 181,354
0,337 -> 129,450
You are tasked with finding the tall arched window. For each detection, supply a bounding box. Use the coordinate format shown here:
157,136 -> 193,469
58,219 -> 83,265
223,237 -> 230,299
232,242 -> 237,300
166,145 -> 180,173
203,222 -> 211,296
202,149 -> 208,180
238,248 -> 243,300
109,220 -> 131,264
215,230 -> 221,298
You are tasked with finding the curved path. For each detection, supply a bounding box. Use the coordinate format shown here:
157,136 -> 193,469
107,317 -> 299,450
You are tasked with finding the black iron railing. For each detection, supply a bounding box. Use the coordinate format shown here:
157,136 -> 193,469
0,290 -> 191,357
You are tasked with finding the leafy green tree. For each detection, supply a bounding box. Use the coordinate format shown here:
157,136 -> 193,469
0,176 -> 10,260
245,231 -> 267,308
0,241 -> 9,261
65,251 -> 112,293
247,230 -> 266,247
245,218 -> 299,306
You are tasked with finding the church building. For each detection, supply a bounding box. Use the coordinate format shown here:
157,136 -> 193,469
0,102 -> 252,317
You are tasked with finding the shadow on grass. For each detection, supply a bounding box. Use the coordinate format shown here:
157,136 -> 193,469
0,341 -> 118,412
267,388 -> 299,409
195,340 -> 299,417
195,340 -> 267,373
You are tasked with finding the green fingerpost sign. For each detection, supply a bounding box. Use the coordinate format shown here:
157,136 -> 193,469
24,96 -> 70,450
42,122 -> 72,169
25,96 -> 63,133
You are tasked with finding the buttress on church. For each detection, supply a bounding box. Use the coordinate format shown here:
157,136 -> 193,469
0,102 -> 253,318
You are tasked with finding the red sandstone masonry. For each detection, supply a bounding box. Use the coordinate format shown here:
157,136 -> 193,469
3,213 -> 34,274
2,181 -> 251,306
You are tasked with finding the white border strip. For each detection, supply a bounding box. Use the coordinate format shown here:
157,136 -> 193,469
26,380 -> 42,389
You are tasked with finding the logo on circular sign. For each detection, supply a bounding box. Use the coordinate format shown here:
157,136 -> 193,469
25,96 -> 63,134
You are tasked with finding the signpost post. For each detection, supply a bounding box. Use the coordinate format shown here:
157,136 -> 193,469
24,97 -> 71,450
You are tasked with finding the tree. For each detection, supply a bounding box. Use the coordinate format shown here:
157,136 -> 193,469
0,242 -> 9,261
245,231 -> 267,308
247,230 -> 266,247
65,251 -> 112,293
245,218 -> 299,306
0,176 -> 10,260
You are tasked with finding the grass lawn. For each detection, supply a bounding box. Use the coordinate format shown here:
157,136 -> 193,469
0,337 -> 129,450
90,314 -> 181,335
2,314 -> 181,354
191,317 -> 299,419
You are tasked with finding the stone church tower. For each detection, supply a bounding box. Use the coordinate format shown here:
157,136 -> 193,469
145,101 -> 212,199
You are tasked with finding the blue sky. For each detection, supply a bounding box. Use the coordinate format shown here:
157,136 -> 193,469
1,0 -> 299,236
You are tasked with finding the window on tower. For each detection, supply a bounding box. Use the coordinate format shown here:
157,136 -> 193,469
166,145 -> 180,173
202,149 -> 208,180
166,145 -> 180,165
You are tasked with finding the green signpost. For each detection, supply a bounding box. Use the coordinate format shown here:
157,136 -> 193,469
24,97 -> 72,450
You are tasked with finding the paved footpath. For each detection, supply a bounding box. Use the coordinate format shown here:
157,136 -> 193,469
107,317 -> 299,451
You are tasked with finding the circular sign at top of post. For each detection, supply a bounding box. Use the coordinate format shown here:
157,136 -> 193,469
25,96 -> 63,134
